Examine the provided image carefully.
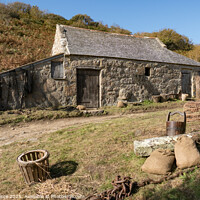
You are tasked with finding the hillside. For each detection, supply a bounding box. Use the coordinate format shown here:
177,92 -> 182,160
0,2 -> 65,71
0,2 -> 199,72
0,2 -> 131,72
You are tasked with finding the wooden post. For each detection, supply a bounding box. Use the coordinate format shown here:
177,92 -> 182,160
196,76 -> 200,99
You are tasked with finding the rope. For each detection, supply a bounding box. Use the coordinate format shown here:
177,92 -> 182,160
34,162 -> 52,180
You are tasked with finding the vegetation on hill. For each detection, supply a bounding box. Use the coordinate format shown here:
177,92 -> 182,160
0,2 -> 131,72
183,45 -> 200,62
134,29 -> 200,62
134,29 -> 194,51
0,2 -> 199,72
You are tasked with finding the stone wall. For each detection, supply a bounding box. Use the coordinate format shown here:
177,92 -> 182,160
0,56 -> 76,110
0,54 -> 196,110
51,25 -> 69,56
67,55 -> 182,106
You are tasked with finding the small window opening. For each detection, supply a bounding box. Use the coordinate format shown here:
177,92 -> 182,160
51,61 -> 64,79
145,67 -> 150,76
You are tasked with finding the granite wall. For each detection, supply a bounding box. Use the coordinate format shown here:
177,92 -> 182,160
67,55 -> 182,106
0,56 -> 75,110
0,54 -> 197,110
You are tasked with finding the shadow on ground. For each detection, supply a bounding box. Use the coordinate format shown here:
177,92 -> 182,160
50,161 -> 78,178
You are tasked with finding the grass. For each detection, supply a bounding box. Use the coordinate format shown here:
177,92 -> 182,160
0,101 -> 185,126
1,103 -> 200,199
0,106 -> 83,126
135,169 -> 200,200
103,100 -> 185,115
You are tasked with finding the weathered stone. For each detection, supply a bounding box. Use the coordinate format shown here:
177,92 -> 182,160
152,95 -> 161,103
160,94 -> 169,102
168,93 -> 179,100
182,94 -> 189,101
118,88 -> 128,100
134,132 -> 200,157
0,54 -> 183,110
82,109 -> 104,116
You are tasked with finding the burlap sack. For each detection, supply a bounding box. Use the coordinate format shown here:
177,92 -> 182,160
76,105 -> 86,110
175,136 -> 200,169
117,101 -> 125,108
141,149 -> 175,175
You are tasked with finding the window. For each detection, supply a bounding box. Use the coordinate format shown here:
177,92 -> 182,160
51,61 -> 64,79
145,67 -> 150,76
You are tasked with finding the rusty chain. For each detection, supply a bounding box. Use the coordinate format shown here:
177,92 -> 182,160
85,164 -> 200,200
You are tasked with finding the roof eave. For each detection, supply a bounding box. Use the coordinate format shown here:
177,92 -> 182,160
0,53 -> 64,76
68,53 -> 200,67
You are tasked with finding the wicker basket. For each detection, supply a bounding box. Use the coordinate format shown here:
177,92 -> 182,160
17,149 -> 50,185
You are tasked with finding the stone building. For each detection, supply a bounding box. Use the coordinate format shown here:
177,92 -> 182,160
1,25 -> 200,110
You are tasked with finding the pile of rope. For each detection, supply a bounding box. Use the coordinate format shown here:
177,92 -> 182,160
85,165 -> 200,200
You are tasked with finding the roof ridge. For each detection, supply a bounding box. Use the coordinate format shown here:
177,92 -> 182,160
155,38 -> 167,48
52,25 -> 200,67
59,24 -> 157,40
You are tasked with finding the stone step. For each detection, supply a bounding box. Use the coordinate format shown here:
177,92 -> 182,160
81,109 -> 105,116
134,132 -> 200,157
184,102 -> 200,109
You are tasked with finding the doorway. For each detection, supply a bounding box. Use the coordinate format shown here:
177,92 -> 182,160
77,69 -> 100,108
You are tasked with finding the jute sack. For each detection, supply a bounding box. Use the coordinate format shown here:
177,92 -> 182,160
117,101 -> 126,108
141,149 -> 175,175
76,105 -> 86,110
175,136 -> 200,169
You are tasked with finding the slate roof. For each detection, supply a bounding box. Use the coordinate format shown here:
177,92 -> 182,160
59,25 -> 200,66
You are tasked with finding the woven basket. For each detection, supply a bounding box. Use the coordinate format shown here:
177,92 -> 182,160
17,149 -> 50,185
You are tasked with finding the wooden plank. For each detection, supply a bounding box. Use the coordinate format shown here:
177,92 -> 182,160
33,165 -> 39,182
32,152 -> 36,161
77,69 -> 99,108
26,166 -> 34,183
22,166 -> 31,184
181,72 -> 191,96
196,76 -> 200,99
21,156 -> 26,161
27,153 -> 31,161
36,152 -> 40,159
38,164 -> 43,181
19,166 -> 28,184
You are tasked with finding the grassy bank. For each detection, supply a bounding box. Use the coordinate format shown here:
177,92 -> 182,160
0,105 -> 200,199
0,101 -> 185,126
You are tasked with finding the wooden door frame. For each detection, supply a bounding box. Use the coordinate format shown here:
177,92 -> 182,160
181,70 -> 192,96
76,67 -> 101,108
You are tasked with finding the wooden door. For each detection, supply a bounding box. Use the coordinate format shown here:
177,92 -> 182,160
196,76 -> 200,99
181,72 -> 191,96
77,69 -> 99,108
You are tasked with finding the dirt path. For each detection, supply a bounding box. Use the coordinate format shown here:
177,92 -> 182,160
0,113 -> 145,147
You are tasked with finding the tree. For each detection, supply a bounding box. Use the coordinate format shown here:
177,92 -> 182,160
110,25 -> 131,35
7,2 -> 31,18
30,5 -> 43,19
70,14 -> 98,27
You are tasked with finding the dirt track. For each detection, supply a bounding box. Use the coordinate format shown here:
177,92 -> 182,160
0,113 -> 145,147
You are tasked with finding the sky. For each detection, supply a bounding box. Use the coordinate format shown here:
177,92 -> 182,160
1,0 -> 200,44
